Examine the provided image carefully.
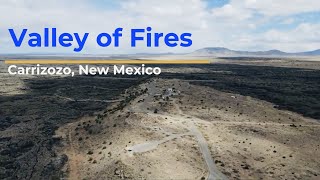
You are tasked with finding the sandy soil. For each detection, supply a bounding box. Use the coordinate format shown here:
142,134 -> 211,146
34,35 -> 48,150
56,78 -> 320,180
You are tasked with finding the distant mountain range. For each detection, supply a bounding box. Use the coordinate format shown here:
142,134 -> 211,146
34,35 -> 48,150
191,47 -> 320,57
1,47 -> 319,58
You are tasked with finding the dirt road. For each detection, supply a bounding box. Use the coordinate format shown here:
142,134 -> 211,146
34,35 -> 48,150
125,80 -> 227,179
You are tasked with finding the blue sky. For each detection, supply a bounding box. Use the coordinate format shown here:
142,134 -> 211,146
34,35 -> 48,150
206,0 -> 229,8
90,0 -> 121,10
0,0 -> 319,54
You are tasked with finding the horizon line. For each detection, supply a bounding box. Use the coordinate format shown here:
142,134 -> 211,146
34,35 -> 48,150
0,47 -> 319,56
5,59 -> 210,65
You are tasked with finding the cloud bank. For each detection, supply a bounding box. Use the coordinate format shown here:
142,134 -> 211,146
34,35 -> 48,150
0,0 -> 319,54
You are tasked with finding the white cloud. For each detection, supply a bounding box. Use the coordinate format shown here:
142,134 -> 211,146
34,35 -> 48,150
263,23 -> 320,43
211,3 -> 252,21
238,23 -> 320,52
0,0 -> 319,54
243,0 -> 320,16
282,18 -> 295,25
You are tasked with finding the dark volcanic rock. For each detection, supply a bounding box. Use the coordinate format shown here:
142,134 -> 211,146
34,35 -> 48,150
41,154 -> 68,178
0,76 -> 145,180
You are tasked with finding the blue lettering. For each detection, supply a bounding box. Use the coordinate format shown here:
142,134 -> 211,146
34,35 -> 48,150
59,33 -> 73,47
164,33 -> 179,47
180,33 -> 192,47
131,29 -> 144,47
8,29 -> 27,47
97,33 -> 112,47
28,33 -> 41,47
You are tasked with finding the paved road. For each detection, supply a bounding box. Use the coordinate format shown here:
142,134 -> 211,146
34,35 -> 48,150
188,121 -> 227,180
149,80 -> 227,180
